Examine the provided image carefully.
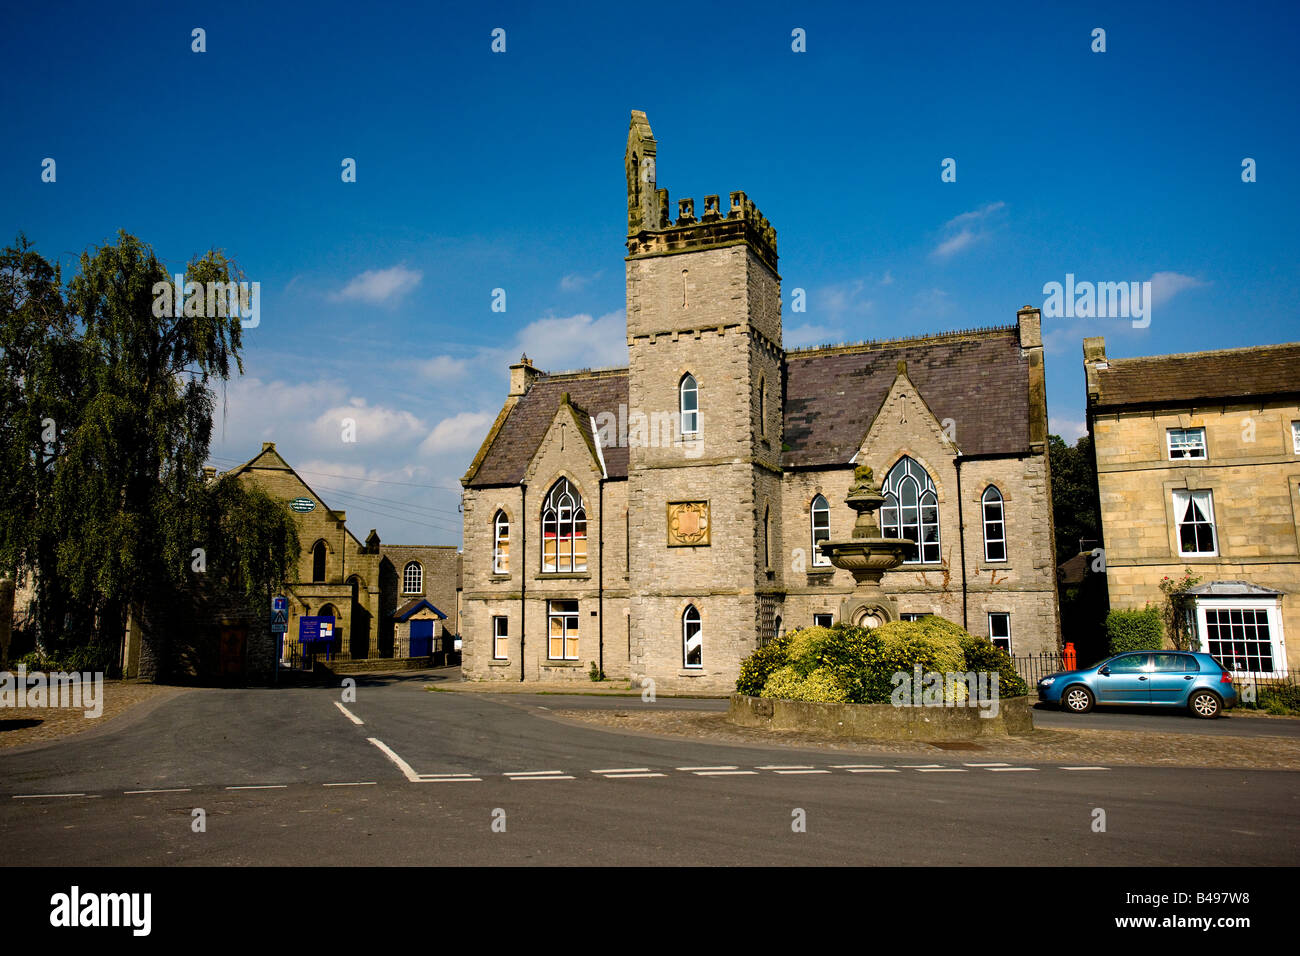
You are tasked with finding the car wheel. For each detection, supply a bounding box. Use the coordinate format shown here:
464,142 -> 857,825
1063,685 -> 1094,714
1189,690 -> 1221,719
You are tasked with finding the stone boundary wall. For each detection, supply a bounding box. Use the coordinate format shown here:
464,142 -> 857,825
727,692 -> 1033,739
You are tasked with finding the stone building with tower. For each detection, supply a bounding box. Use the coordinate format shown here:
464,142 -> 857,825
459,111 -> 1060,693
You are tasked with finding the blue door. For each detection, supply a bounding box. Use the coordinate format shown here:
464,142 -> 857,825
409,620 -> 435,658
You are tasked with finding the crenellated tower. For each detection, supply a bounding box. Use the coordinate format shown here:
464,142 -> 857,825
622,110 -> 785,686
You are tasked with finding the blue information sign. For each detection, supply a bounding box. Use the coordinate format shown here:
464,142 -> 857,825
298,616 -> 336,643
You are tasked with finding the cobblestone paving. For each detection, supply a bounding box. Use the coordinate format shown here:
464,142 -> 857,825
0,681 -> 184,750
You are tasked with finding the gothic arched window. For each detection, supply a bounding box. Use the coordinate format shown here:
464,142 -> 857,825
542,478 -> 587,573
493,510 -> 510,574
683,604 -> 702,668
680,374 -> 699,435
312,540 -> 327,583
880,457 -> 940,564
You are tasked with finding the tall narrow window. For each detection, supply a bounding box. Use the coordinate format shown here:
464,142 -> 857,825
763,505 -> 771,570
758,377 -> 766,437
548,600 -> 579,660
1173,489 -> 1217,556
312,541 -> 327,583
492,616 -> 509,660
542,478 -> 587,572
982,486 -> 1006,562
493,510 -> 510,574
683,604 -> 702,668
810,494 -> 831,567
1292,421 -> 1300,455
881,457 -> 941,563
403,561 -> 423,594
988,612 -> 1011,652
680,374 -> 699,435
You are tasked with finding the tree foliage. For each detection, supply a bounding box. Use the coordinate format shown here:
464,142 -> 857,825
1048,432 -> 1102,565
0,231 -> 298,667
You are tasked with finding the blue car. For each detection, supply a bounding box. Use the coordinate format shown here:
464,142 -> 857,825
1037,651 -> 1238,718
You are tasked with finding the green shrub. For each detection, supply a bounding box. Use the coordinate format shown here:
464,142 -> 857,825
1241,679 -> 1300,716
957,632 -> 1030,699
16,643 -> 116,673
866,620 -> 967,703
761,664 -> 852,702
1105,606 -> 1164,654
736,630 -> 794,696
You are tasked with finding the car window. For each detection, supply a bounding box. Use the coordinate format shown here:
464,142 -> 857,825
1152,653 -> 1198,673
1108,654 -> 1150,673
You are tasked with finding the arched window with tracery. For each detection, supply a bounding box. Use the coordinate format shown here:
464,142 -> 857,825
810,494 -> 831,567
682,605 -> 702,668
542,478 -> 587,573
880,457 -> 940,564
680,374 -> 699,435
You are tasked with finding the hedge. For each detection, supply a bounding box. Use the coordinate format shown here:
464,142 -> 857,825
1105,606 -> 1164,655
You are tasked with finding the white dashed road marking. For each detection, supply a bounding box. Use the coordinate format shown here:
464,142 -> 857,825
124,788 -> 192,795
847,768 -> 900,773
694,770 -> 758,776
601,772 -> 667,779
323,782 -> 378,787
367,737 -> 422,782
963,762 -> 1011,767
1061,766 -> 1110,771
758,765 -> 814,770
986,767 -> 1038,772
593,768 -> 651,774
334,702 -> 364,725
774,769 -> 831,775
677,766 -> 738,771
13,793 -> 86,799
226,785 -> 288,790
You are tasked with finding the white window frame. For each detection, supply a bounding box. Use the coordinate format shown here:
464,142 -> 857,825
1292,421 -> 1300,455
683,604 -> 702,668
900,612 -> 931,622
1195,599 -> 1287,678
987,612 -> 1011,653
547,600 -> 579,660
881,457 -> 941,564
1172,489 -> 1218,557
1167,426 -> 1207,460
403,561 -> 423,594
492,615 -> 509,660
493,510 -> 510,574
541,478 -> 587,573
813,613 -> 834,628
810,494 -> 831,567
981,485 -> 1007,563
680,374 -> 699,435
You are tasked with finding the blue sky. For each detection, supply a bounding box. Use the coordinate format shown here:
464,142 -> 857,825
4,0 -> 1297,545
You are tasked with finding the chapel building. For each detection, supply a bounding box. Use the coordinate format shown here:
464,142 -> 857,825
460,112 -> 1061,693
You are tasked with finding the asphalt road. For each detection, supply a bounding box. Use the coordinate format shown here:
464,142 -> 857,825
1,673 -> 1296,865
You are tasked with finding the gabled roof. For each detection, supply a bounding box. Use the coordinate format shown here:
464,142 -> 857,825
1090,342 -> 1300,410
783,326 -> 1030,467
392,597 -> 448,620
466,369 -> 629,487
223,444 -> 367,551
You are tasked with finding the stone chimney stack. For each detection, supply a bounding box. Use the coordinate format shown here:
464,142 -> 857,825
509,354 -> 541,397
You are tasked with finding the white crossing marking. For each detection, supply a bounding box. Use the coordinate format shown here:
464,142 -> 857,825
226,785 -> 288,790
677,766 -> 738,771
986,767 -> 1038,772
830,764 -> 884,769
418,777 -> 482,783
504,770 -> 566,777
916,768 -> 967,773
323,782 -> 378,787
1061,766 -> 1110,771
694,770 -> 758,776
757,765 -> 814,770
848,769 -> 900,773
895,764 -> 944,768
963,762 -> 1011,767
367,737 -> 421,782
334,702 -> 364,725
507,775 -> 575,781
592,768 -> 651,774
13,793 -> 86,799
774,769 -> 831,775
602,773 -> 666,779
124,788 -> 192,795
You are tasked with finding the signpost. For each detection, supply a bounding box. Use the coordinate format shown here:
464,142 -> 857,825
271,595 -> 288,683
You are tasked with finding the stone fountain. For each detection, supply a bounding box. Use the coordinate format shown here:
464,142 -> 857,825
817,463 -> 912,628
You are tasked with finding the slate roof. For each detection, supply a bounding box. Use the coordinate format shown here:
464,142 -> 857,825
1185,581 -> 1282,597
466,326 -> 1033,486
1091,342 -> 1300,409
468,369 -> 629,485
783,327 -> 1031,466
393,597 -> 448,620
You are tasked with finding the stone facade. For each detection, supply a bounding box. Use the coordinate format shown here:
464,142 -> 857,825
1086,337 -> 1300,675
122,444 -> 462,679
460,112 -> 1060,694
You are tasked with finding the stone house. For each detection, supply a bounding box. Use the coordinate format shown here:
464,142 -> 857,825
1085,337 -> 1300,677
458,111 -> 1061,694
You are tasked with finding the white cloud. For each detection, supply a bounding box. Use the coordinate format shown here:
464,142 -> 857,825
1050,417 -> 1089,442
1148,271 -> 1207,306
932,202 -> 1005,259
418,355 -> 470,380
559,270 -> 603,292
329,265 -> 423,304
417,410 -> 498,458
515,310 -> 628,370
310,398 -> 426,447
818,280 -> 875,322
786,323 -> 843,348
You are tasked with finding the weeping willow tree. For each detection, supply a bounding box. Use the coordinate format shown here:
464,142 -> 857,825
0,231 -> 299,669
